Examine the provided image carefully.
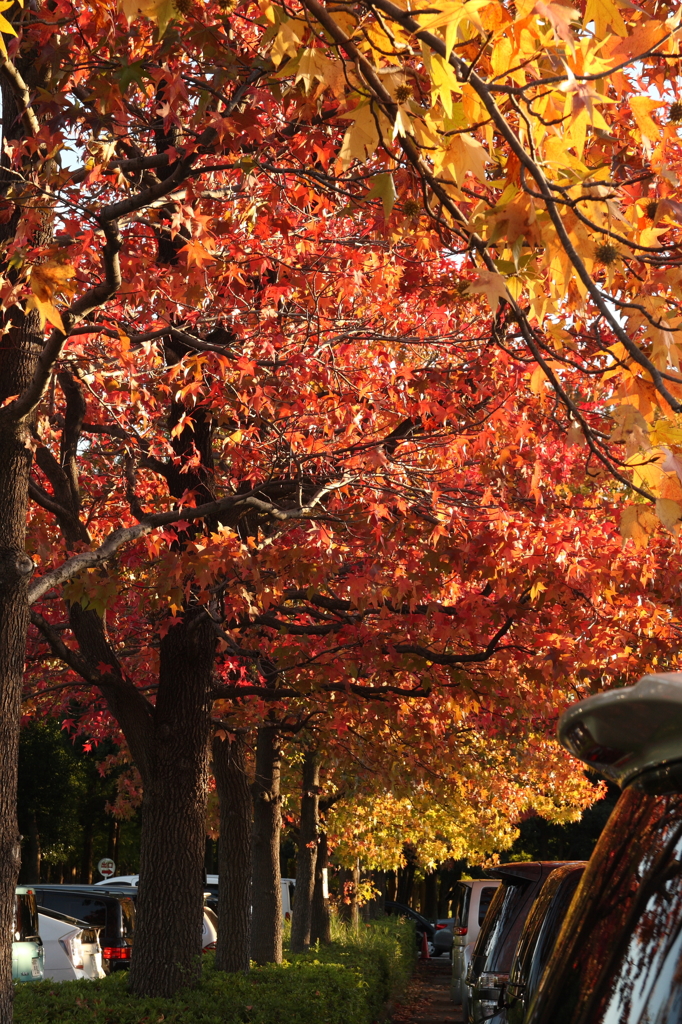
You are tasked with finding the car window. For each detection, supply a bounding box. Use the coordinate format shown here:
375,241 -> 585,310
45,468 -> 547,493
452,883 -> 471,928
526,871 -> 583,1001
14,893 -> 39,942
527,786 -> 682,1024
35,892 -> 109,932
478,886 -> 497,926
475,881 -> 530,972
119,898 -> 135,939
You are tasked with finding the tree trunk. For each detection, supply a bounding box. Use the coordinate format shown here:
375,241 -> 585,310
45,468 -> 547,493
0,100 -> 46,1016
250,724 -> 282,965
213,731 -> 252,973
349,860 -> 360,930
127,611 -> 214,997
368,870 -> 386,919
290,750 -> 320,953
310,829 -> 331,945
424,868 -> 438,921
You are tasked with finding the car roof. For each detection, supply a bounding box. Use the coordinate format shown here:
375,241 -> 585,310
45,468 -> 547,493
559,672 -> 682,787
32,885 -> 131,903
491,862 -> 569,885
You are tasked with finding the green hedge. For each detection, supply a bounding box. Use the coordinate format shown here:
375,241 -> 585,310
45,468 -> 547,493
15,919 -> 414,1024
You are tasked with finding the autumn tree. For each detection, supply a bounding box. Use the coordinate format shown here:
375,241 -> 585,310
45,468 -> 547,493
3,0 -> 682,1016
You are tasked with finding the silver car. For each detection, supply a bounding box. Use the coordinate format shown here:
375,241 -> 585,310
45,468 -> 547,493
451,878 -> 501,1004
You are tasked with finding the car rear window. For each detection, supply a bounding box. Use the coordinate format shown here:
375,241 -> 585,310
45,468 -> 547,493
34,891 -> 125,941
452,883 -> 471,927
478,886 -> 497,925
526,786 -> 682,1024
14,893 -> 39,942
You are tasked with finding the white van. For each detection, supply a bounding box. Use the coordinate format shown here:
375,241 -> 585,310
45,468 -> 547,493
450,878 -> 501,1003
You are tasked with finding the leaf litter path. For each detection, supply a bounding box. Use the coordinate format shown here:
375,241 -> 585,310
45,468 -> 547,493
391,957 -> 463,1024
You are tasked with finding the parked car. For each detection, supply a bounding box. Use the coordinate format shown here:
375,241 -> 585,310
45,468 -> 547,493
450,878 -> 501,1002
98,874 -> 295,919
385,900 -> 435,953
525,671 -> 682,1024
505,863 -> 585,1024
100,884 -> 218,951
433,917 -> 455,957
13,888 -> 43,983
465,862 -> 571,1024
38,907 -> 105,981
32,885 -> 135,973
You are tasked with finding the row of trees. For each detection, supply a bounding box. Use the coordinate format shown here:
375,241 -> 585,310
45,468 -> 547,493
1,0 -> 682,1017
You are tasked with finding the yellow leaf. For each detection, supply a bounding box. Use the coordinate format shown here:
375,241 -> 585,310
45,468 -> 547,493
465,271 -> 509,309
629,96 -> 661,144
26,294 -> 65,333
655,498 -> 682,533
338,103 -> 382,169
120,0 -> 175,34
29,260 -> 76,303
435,132 -> 489,185
619,505 -> 658,548
270,17 -> 306,64
584,0 -> 627,36
295,48 -> 337,93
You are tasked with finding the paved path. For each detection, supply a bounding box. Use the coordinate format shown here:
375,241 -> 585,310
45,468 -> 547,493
391,957 -> 464,1024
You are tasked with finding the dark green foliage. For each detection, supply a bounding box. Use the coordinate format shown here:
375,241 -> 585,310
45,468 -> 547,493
14,921 -> 413,1024
18,720 -> 142,881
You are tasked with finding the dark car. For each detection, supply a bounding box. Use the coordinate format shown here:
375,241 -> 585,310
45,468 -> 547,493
32,886 -> 135,972
465,862 -> 572,1024
525,672 -> 682,1024
506,863 -> 585,1024
384,900 -> 435,952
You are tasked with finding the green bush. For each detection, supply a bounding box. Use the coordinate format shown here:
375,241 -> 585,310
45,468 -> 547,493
15,919 -> 414,1024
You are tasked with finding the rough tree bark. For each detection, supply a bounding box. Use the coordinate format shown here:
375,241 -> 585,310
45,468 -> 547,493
127,611 -> 215,996
250,723 -> 282,965
290,749 -> 320,953
349,860 -> 360,930
213,731 -> 252,973
310,828 -> 332,945
0,67 -> 51,1024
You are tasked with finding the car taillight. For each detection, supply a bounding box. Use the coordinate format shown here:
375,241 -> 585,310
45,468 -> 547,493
435,924 -> 447,930
285,912 -> 291,921
102,946 -> 131,960
454,926 -> 468,935
202,942 -> 216,952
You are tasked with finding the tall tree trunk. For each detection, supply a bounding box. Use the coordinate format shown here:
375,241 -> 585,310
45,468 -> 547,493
310,829 -> 331,945
368,870 -> 386,919
213,731 -> 252,973
290,750 -> 320,953
250,724 -> 282,965
349,860 -> 360,930
128,612 -> 214,997
0,70 -> 46,1013
424,868 -> 438,921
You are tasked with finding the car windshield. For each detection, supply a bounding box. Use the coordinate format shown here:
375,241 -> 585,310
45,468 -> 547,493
452,883 -> 471,928
527,785 -> 682,1024
14,893 -> 39,942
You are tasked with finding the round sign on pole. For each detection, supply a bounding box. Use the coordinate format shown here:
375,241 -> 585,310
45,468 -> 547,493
98,857 -> 116,879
